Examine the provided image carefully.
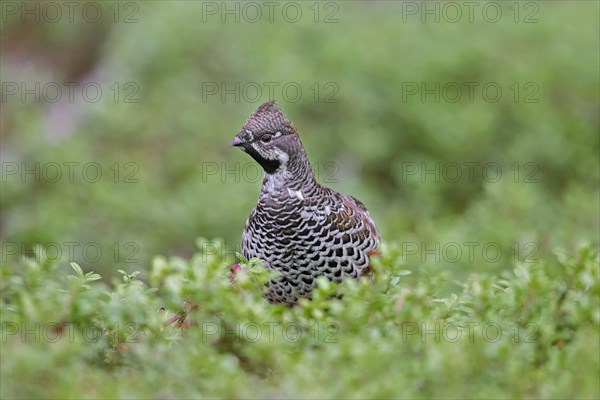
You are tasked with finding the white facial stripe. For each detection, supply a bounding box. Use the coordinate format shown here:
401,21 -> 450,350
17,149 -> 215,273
253,142 -> 277,161
273,148 -> 289,164
244,129 -> 254,141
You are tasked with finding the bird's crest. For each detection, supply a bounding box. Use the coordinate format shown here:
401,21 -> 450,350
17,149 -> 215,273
242,100 -> 294,139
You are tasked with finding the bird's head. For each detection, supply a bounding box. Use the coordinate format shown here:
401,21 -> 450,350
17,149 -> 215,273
231,100 -> 301,174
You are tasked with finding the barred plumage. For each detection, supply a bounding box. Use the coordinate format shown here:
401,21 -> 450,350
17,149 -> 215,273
231,101 -> 380,305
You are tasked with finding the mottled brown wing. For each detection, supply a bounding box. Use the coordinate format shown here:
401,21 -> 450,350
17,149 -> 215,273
324,193 -> 381,270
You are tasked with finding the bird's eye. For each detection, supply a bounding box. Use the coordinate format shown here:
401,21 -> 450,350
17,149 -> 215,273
261,134 -> 272,143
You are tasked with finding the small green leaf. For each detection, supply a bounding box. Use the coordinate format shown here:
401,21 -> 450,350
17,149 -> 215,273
70,262 -> 83,276
86,273 -> 102,282
236,252 -> 248,264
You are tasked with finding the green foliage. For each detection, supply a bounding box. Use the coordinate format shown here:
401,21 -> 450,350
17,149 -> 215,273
1,244 -> 598,398
1,2 -> 598,398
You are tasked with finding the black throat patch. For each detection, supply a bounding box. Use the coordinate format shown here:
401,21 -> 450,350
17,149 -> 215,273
243,144 -> 281,174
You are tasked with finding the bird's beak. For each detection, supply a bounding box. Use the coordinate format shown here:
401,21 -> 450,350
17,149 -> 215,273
230,136 -> 244,147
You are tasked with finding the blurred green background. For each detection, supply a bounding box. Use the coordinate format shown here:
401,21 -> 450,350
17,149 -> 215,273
1,1 -> 598,279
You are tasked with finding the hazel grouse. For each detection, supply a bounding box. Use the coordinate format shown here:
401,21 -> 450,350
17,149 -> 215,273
231,100 -> 380,305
